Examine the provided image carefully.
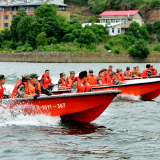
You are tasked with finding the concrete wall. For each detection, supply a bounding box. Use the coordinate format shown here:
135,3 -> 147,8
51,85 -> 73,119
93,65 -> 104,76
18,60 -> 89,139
0,52 -> 160,63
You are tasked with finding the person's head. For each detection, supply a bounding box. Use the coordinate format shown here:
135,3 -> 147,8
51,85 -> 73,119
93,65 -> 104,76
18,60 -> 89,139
102,68 -> 107,73
45,70 -> 50,76
109,65 -> 112,69
126,67 -> 130,71
89,69 -> 93,76
22,74 -> 30,83
119,69 -> 123,74
111,72 -> 116,78
30,73 -> 39,85
146,64 -> 150,69
99,70 -> 105,77
79,71 -> 88,83
133,67 -> 136,70
0,75 -> 5,85
150,65 -> 153,69
116,68 -> 120,73
60,73 -> 66,80
70,71 -> 75,79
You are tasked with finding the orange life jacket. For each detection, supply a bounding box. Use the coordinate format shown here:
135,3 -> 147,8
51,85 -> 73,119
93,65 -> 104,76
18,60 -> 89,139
41,74 -> 52,88
116,73 -> 124,81
96,75 -> 105,84
88,75 -> 96,85
141,69 -> 149,77
67,76 -> 74,86
29,82 -> 41,95
107,78 -> 115,85
58,78 -> 68,90
107,68 -> 112,75
0,84 -> 4,99
151,68 -> 157,76
123,70 -> 131,77
11,79 -> 29,98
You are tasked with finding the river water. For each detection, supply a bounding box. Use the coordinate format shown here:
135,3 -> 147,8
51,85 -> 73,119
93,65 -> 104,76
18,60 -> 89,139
0,62 -> 160,160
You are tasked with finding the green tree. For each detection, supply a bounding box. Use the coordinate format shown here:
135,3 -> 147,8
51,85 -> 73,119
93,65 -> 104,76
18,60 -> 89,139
1,28 -> 12,41
36,32 -> 47,46
146,23 -> 154,34
128,39 -> 150,58
153,20 -> 160,34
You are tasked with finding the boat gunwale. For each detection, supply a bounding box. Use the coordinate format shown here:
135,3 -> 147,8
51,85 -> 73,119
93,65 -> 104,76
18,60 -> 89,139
0,90 -> 121,103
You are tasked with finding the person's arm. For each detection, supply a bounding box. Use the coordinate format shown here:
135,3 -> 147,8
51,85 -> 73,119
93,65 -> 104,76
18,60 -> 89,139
41,77 -> 44,85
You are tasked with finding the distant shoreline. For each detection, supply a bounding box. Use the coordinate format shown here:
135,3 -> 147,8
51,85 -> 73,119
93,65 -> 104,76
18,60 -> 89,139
0,52 -> 160,63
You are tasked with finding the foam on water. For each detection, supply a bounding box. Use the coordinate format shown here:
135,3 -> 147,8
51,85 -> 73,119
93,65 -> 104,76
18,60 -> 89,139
114,94 -> 141,101
0,106 -> 61,127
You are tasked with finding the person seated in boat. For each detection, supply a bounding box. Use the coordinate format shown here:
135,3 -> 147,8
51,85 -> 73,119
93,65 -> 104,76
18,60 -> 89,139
141,64 -> 153,77
130,67 -> 136,77
58,72 -> 68,90
66,71 -> 76,87
102,68 -> 109,84
150,65 -> 157,76
29,73 -> 52,96
71,71 -> 92,93
11,74 -> 35,98
88,69 -> 96,85
108,72 -> 121,85
116,69 -> 124,82
123,67 -> 131,79
41,70 -> 55,91
135,66 -> 141,77
96,70 -> 105,85
107,65 -> 113,77
0,75 -> 10,99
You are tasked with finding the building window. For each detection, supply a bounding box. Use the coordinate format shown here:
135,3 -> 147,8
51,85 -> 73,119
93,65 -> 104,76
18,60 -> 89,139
112,28 -> 114,33
3,15 -> 9,20
111,19 -> 115,23
118,28 -> 120,33
3,23 -> 9,28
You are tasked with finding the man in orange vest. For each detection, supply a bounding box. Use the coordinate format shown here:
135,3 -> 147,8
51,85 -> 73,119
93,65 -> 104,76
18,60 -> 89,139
0,75 -> 6,99
58,73 -> 68,90
107,65 -> 113,77
66,71 -> 75,87
41,70 -> 55,91
123,67 -> 131,79
141,64 -> 153,77
96,70 -> 105,85
29,73 -> 52,97
71,71 -> 92,93
150,65 -> 157,76
11,74 -> 34,98
87,69 -> 96,85
108,72 -> 121,85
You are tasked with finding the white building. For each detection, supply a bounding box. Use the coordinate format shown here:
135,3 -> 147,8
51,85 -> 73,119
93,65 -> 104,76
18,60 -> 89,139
82,23 -> 122,36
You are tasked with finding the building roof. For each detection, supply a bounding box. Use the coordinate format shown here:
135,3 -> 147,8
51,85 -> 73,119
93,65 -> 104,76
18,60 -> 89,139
100,10 -> 139,16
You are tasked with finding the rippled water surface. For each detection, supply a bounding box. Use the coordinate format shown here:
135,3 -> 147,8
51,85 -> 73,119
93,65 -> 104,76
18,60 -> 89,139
0,62 -> 160,160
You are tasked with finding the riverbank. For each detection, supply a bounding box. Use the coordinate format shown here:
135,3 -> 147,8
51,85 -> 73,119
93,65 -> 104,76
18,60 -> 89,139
0,52 -> 160,63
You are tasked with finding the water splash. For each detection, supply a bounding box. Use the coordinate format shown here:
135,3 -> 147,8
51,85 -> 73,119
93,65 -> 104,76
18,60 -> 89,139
113,94 -> 141,102
0,106 -> 61,127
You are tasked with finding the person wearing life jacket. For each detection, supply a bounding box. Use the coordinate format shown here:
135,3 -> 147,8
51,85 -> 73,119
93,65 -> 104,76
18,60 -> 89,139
108,72 -> 121,85
107,65 -> 113,77
102,68 -> 109,84
96,70 -> 105,85
150,65 -> 157,76
141,64 -> 153,77
123,67 -> 131,79
135,66 -> 141,77
71,71 -> 93,93
11,74 -> 34,98
29,73 -> 52,96
66,71 -> 75,87
130,67 -> 136,77
58,72 -> 68,90
0,75 -> 6,99
41,70 -> 55,91
87,69 -> 96,85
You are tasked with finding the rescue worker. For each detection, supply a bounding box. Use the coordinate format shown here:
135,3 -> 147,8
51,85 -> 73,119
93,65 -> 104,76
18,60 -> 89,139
108,72 -> 121,85
123,67 -> 131,79
87,69 -> 96,85
58,73 -> 68,90
11,74 -> 34,98
66,71 -> 76,87
135,66 -> 141,77
41,70 -> 55,91
150,65 -> 157,76
71,71 -> 92,93
102,68 -> 109,84
141,64 -> 153,77
0,75 -> 7,99
96,70 -> 105,85
107,65 -> 113,77
29,73 -> 52,96
131,67 -> 136,77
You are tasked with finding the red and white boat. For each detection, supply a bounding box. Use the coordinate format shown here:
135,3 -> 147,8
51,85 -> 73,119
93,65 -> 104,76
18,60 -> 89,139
92,78 -> 160,100
0,91 -> 121,123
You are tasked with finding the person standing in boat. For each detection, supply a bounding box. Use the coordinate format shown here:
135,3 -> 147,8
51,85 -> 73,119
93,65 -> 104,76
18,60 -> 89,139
66,71 -> 76,87
141,64 -> 153,77
150,65 -> 157,76
41,70 -> 55,91
87,69 -> 96,85
71,71 -> 92,93
11,74 -> 35,98
29,74 -> 52,96
58,73 -> 68,90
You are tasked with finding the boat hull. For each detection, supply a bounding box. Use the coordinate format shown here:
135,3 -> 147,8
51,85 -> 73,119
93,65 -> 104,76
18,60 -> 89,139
0,91 -> 121,123
93,78 -> 160,100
